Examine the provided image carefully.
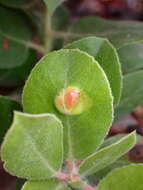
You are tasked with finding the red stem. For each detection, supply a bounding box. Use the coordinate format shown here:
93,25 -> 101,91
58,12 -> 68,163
84,184 -> 96,190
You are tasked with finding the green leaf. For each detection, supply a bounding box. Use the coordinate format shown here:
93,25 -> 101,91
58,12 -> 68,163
0,50 -> 37,87
101,134 -> 141,149
43,0 -> 66,14
118,42 -> 143,74
68,16 -> 143,48
97,164 -> 143,190
79,132 -> 136,177
22,179 -> 71,190
100,134 -> 128,149
0,7 -> 32,69
95,156 -> 134,181
22,49 -> 113,159
0,96 -> 21,145
65,37 -> 122,105
0,0 -> 29,8
115,70 -> 143,120
1,112 -> 63,180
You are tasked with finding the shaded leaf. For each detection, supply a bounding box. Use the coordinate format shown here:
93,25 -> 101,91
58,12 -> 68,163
115,70 -> 143,120
0,96 -> 21,145
16,179 -> 25,190
65,37 -> 122,104
1,112 -> 63,180
0,7 -> 32,69
79,132 -> 136,177
68,16 -> 143,48
97,164 -> 143,190
22,179 -> 71,190
0,0 -> 29,8
0,50 -> 37,87
95,156 -> 134,181
118,42 -> 143,74
22,49 -> 113,160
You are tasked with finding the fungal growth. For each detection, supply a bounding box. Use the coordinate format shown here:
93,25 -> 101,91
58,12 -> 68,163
55,86 -> 85,115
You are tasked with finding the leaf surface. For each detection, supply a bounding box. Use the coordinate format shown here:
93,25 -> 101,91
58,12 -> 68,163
0,50 -> 36,87
0,7 -> 32,69
65,37 -> 122,104
115,70 -> 143,120
1,112 -> 63,180
22,49 -> 113,159
97,164 -> 143,190
68,16 -> 143,48
95,156 -> 134,181
79,132 -> 136,176
118,42 -> 143,74
22,179 -> 71,190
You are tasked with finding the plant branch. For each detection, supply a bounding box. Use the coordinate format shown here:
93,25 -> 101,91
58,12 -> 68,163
84,184 -> 96,190
51,31 -> 93,39
25,41 -> 46,54
0,31 -> 46,54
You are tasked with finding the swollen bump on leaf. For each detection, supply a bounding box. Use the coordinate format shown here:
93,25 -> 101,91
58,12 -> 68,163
55,86 -> 86,115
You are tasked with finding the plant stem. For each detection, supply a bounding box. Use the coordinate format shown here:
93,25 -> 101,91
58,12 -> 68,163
51,31 -> 91,39
26,41 -> 46,54
84,184 -> 96,190
44,7 -> 52,53
0,31 -> 46,54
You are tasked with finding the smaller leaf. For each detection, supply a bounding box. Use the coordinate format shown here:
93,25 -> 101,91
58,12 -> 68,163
22,179 -> 71,190
1,112 -> 63,180
100,134 -> 128,149
118,42 -> 143,74
0,96 -> 21,145
79,131 -> 136,177
97,164 -> 143,190
43,0 -> 66,14
101,134 -> 141,149
115,70 -> 143,120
